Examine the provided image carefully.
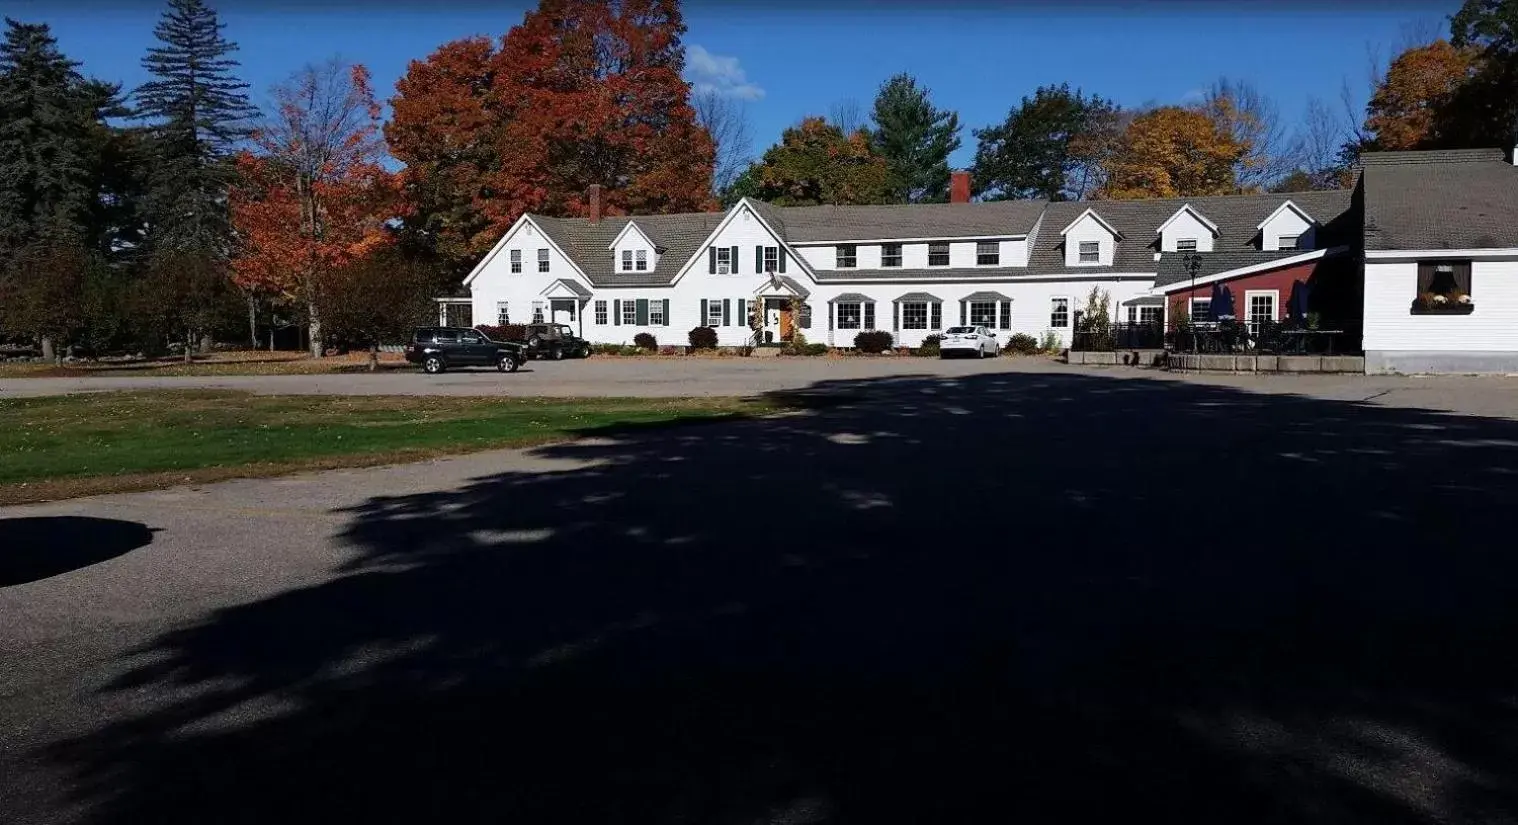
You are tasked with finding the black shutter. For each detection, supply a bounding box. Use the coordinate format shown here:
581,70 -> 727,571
892,302 -> 899,332
709,247 -> 716,274
700,299 -> 709,327
864,302 -> 875,330
636,298 -> 649,326
801,303 -> 812,329
755,246 -> 763,273
999,301 -> 1011,330
722,298 -> 731,326
661,299 -> 670,326
960,302 -> 967,325
729,246 -> 739,273
931,303 -> 942,330
738,299 -> 747,328
613,299 -> 621,326
778,250 -> 787,273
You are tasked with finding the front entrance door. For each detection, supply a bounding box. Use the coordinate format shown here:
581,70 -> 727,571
778,308 -> 795,341
550,299 -> 576,327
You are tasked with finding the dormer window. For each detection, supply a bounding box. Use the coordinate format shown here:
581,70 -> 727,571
621,250 -> 634,271
1176,239 -> 1197,252
836,245 -> 857,268
1257,200 -> 1317,253
636,249 -> 648,270
928,242 -> 950,266
1078,241 -> 1100,264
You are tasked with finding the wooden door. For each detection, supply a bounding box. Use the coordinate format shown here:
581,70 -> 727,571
779,309 -> 795,341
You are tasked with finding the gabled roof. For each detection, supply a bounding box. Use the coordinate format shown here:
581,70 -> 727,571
1026,189 -> 1356,276
529,212 -> 726,287
1060,207 -> 1125,239
1256,199 -> 1316,230
606,220 -> 662,252
1156,203 -> 1220,237
1360,148 -> 1518,251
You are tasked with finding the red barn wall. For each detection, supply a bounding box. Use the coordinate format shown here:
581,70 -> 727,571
1167,259 -> 1326,322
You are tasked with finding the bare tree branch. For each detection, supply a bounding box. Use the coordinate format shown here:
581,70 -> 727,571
828,97 -> 866,137
692,90 -> 753,195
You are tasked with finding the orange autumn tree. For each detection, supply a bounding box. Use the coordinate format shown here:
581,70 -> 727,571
387,0 -> 716,277
1365,40 -> 1482,150
1101,106 -> 1247,199
232,59 -> 400,357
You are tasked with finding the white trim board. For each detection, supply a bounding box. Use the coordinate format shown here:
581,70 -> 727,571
1155,203 -> 1220,236
1256,200 -> 1316,230
1059,207 -> 1125,239
1152,247 -> 1343,295
1365,248 -> 1518,260
462,215 -> 589,287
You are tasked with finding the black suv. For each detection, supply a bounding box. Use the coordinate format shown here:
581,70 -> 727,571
523,323 -> 591,360
404,327 -> 526,374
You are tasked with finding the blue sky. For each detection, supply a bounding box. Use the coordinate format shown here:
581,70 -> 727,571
7,0 -> 1457,169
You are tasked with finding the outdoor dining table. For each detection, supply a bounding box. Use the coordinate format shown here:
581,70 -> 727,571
1276,329 -> 1345,355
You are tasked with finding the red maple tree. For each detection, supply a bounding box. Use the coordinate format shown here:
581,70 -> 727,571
232,61 -> 401,355
387,0 -> 716,275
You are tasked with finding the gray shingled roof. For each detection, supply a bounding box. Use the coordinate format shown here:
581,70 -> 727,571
961,290 -> 1012,302
533,212 -> 725,287
552,278 -> 593,298
1152,250 -> 1316,288
1360,149 -> 1518,250
830,292 -> 874,303
1026,190 -> 1356,276
892,291 -> 943,303
769,200 -> 1047,242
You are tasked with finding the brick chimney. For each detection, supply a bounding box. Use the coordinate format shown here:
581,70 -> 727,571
587,184 -> 602,223
950,170 -> 971,204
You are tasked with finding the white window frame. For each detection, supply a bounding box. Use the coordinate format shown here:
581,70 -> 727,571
901,302 -> 929,330
836,245 -> 857,268
621,250 -> 634,271
927,242 -> 950,267
594,300 -> 608,325
649,300 -> 665,326
881,243 -> 903,268
622,300 -> 638,325
975,241 -> 999,266
1189,297 -> 1212,321
762,246 -> 778,272
510,249 -> 522,273
715,247 -> 732,275
1078,241 -> 1100,264
1276,235 -> 1300,251
969,301 -> 997,327
1175,238 -> 1197,252
1245,289 -> 1277,333
532,300 -> 546,324
1050,297 -> 1070,329
496,301 -> 510,325
836,302 -> 863,330
635,249 -> 648,271
706,299 -> 724,327
537,248 -> 550,273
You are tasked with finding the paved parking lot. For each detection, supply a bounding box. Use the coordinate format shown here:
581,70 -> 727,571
5,361 -> 1518,823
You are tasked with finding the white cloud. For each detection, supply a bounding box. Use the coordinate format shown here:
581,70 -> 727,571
685,44 -> 765,101
1179,87 -> 1207,105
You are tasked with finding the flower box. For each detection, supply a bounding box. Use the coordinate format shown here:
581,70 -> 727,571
1410,302 -> 1475,315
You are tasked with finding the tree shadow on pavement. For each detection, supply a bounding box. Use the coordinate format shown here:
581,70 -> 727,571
41,371 -> 1518,824
0,517 -> 154,587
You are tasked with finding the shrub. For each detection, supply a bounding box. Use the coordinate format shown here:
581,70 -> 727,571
913,334 -> 943,357
617,345 -> 642,356
476,324 -> 527,342
591,343 -> 623,355
688,325 -> 718,349
1038,330 -> 1062,353
853,330 -> 893,354
633,332 -> 658,351
657,345 -> 680,356
1004,333 -> 1040,355
803,343 -> 829,356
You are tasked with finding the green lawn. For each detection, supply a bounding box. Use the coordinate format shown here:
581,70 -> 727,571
0,391 -> 769,503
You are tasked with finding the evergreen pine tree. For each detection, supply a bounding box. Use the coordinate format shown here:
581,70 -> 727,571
868,73 -> 961,203
135,0 -> 256,256
0,19 -> 99,252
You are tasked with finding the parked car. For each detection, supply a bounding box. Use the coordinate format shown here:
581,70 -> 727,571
404,327 -> 526,374
523,323 -> 591,360
939,325 -> 1000,358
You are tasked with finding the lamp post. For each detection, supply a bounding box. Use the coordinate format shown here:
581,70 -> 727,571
1182,252 -> 1202,354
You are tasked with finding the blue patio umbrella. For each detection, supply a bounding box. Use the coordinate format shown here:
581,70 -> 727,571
1217,284 -> 1237,320
1208,282 -> 1227,321
1288,280 -> 1312,320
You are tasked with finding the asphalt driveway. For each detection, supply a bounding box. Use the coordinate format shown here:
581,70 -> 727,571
5,367 -> 1518,823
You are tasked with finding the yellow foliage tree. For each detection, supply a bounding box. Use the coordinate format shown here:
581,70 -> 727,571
1365,40 -> 1481,150
1100,106 -> 1248,200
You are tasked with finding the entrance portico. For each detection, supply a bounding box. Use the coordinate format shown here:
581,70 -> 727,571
751,274 -> 810,344
539,278 -> 594,333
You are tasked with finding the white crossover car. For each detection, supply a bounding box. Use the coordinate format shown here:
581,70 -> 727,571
939,326 -> 1000,358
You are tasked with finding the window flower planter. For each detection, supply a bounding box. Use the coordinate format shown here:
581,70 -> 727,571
1410,302 -> 1475,315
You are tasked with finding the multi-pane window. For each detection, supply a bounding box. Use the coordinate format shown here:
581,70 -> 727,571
1190,298 -> 1212,320
1277,235 -> 1300,250
594,300 -> 608,325
510,249 -> 522,273
976,241 -> 999,266
537,248 -> 550,272
1078,241 -> 1099,263
649,300 -> 665,326
1127,306 -> 1162,324
1050,297 -> 1070,328
836,245 -> 857,268
837,302 -> 862,329
532,301 -> 546,323
636,249 -> 648,271
928,242 -> 950,267
902,302 -> 929,330
496,301 -> 510,325
1176,238 -> 1197,252
881,243 -> 903,267
762,246 -> 778,272
1248,292 -> 1276,333
622,300 -> 637,325
715,247 -> 732,274
706,299 -> 724,327
621,250 -> 634,271
969,302 -> 997,327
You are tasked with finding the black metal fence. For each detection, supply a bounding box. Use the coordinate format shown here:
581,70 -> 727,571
1170,320 -> 1361,355
1070,322 -> 1166,352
